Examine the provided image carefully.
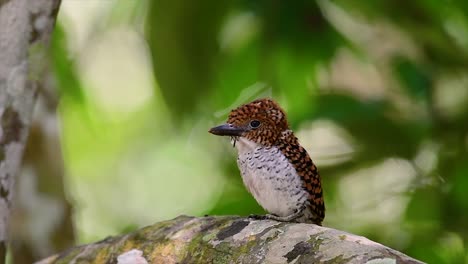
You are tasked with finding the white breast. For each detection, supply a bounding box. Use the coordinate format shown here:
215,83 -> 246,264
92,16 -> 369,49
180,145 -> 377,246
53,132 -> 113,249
234,137 -> 308,216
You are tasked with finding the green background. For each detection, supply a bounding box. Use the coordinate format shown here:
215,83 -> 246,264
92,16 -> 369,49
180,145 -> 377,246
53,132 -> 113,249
43,1 -> 468,263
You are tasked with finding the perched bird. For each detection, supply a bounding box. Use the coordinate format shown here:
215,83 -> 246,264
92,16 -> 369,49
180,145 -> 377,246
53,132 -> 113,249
209,98 -> 325,225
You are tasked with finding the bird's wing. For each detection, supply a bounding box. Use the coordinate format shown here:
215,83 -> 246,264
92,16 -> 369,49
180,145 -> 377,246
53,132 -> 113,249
278,133 -> 325,225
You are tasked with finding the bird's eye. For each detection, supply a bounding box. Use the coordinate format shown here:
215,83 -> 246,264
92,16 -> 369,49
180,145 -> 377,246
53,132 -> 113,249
250,120 -> 261,128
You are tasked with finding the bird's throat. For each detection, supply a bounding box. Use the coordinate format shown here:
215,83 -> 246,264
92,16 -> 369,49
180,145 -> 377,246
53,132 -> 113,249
233,137 -> 260,155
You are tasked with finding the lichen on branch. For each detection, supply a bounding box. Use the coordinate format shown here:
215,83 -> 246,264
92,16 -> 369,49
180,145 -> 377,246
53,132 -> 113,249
37,215 -> 424,264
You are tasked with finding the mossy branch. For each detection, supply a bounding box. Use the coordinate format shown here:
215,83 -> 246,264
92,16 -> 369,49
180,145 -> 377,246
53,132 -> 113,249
37,215 -> 424,264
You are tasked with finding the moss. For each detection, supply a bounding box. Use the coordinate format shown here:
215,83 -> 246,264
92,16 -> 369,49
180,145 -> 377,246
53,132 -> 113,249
183,234 -> 205,261
121,239 -> 142,253
235,236 -> 256,255
53,246 -> 85,263
188,218 -> 253,262
154,217 -> 246,263
202,231 -> 217,242
322,254 -> 353,264
210,241 -> 235,263
180,225 -> 227,263
38,216 -> 423,263
94,247 -> 113,264
308,232 -> 326,251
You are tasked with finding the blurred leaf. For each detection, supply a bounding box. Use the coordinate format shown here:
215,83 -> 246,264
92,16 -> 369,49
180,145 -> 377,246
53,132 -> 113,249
433,232 -> 467,264
405,187 -> 441,228
212,37 -> 264,111
50,23 -> 86,103
146,0 -> 230,118
271,44 -> 320,127
311,93 -> 427,159
255,0 -> 346,56
451,163 -> 468,211
404,187 -> 444,263
445,161 -> 468,238
212,1 -> 348,121
106,0 -> 147,27
393,56 -> 431,100
333,0 -> 468,67
261,2 -> 348,125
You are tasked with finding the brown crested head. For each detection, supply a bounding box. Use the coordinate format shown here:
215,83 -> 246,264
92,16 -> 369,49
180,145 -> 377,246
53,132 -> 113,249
209,98 -> 290,146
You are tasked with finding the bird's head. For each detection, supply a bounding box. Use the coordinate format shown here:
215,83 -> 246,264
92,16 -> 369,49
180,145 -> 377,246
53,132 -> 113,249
209,98 -> 289,146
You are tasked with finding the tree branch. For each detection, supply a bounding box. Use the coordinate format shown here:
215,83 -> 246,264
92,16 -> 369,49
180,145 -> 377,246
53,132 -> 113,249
37,215 -> 424,264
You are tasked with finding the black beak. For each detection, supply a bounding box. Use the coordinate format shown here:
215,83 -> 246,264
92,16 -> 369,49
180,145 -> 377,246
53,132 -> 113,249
209,123 -> 245,137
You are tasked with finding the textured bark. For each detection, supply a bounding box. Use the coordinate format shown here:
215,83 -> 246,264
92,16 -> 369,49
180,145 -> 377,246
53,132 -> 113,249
11,87 -> 75,263
0,0 -> 61,263
37,215 -> 424,264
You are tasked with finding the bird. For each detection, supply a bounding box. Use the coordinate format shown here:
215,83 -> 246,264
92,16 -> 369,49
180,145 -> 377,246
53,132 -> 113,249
209,98 -> 325,225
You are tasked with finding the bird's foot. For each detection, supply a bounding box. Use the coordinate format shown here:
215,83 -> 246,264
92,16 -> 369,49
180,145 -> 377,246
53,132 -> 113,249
265,210 -> 304,222
248,208 -> 305,222
248,214 -> 268,220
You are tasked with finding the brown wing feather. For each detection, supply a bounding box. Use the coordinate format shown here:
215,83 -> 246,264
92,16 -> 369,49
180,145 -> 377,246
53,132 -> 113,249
278,132 -> 325,225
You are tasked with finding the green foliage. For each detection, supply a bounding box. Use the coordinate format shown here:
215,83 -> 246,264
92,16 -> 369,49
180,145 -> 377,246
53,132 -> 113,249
52,1 -> 468,263
50,24 -> 86,103
146,0 -> 231,118
393,57 -> 431,100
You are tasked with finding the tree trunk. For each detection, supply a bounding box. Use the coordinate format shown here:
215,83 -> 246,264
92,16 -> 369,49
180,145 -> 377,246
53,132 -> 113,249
37,215 -> 424,264
0,0 -> 61,263
11,86 -> 75,263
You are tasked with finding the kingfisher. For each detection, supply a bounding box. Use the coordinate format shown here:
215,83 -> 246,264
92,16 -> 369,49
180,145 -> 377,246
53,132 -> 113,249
209,98 -> 325,225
